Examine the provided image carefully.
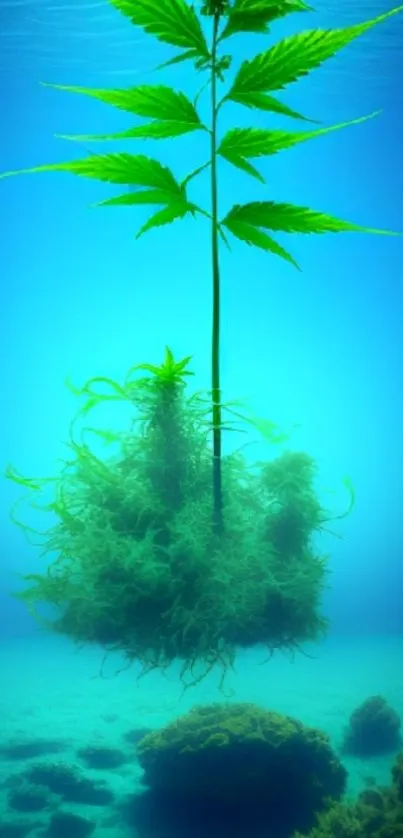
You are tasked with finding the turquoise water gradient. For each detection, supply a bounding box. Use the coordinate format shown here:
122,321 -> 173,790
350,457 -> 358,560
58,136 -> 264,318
0,1 -> 402,637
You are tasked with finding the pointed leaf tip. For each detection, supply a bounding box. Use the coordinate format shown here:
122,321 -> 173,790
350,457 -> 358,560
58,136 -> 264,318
222,214 -> 300,268
217,112 -> 383,171
135,200 -> 196,238
220,0 -> 311,41
228,5 -> 403,101
109,0 -> 210,58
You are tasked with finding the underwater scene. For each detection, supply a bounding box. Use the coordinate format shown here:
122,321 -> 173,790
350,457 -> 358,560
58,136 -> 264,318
1,1 -> 403,837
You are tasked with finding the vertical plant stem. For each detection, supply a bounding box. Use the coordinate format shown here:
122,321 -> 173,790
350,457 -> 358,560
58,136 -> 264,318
210,10 -> 223,534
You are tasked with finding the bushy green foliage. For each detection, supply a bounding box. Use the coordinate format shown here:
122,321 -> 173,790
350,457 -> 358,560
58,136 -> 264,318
7,350 -> 344,686
295,751 -> 403,838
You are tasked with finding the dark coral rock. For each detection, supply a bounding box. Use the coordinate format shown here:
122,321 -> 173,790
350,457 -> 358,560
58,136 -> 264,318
342,695 -> 401,757
0,738 -> 66,761
122,727 -> 153,747
0,823 -> 40,838
46,811 -> 96,838
77,745 -> 128,769
134,702 -> 347,838
358,787 -> 385,810
25,761 -> 114,805
392,753 -> 403,802
7,781 -> 51,812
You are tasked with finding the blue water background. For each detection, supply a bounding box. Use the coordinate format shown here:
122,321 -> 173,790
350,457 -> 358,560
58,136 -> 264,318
0,0 -> 402,641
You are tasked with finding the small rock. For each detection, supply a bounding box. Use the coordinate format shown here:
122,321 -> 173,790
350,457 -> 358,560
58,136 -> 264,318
46,811 -> 96,838
77,745 -> 128,769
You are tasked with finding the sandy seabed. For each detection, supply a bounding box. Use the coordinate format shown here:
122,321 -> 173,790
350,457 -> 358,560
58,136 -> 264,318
0,632 -> 402,836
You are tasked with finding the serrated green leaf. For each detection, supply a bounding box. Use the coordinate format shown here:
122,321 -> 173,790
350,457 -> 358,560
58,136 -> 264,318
45,82 -> 202,124
109,0 -> 210,57
218,149 -> 265,182
218,112 -> 380,167
49,83 -> 206,142
228,6 -> 403,98
223,201 -> 401,236
157,48 -> 204,69
93,189 -> 182,208
58,120 -> 205,142
226,90 -> 313,122
222,195 -> 401,268
0,153 -> 183,196
136,202 -> 192,238
91,181 -> 199,234
123,119 -> 204,139
222,218 -> 300,268
93,190 -> 202,224
220,0 -> 310,41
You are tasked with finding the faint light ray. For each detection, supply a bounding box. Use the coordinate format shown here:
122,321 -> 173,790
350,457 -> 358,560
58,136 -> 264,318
46,1 -> 110,9
25,14 -> 134,29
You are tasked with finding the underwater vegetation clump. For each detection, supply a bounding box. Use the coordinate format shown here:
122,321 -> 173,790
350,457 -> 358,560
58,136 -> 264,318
8,349 -> 346,686
295,752 -> 403,838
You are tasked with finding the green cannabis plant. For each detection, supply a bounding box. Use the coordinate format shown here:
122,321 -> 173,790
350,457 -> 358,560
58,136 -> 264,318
2,0 -> 402,532
3,2 -> 401,683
